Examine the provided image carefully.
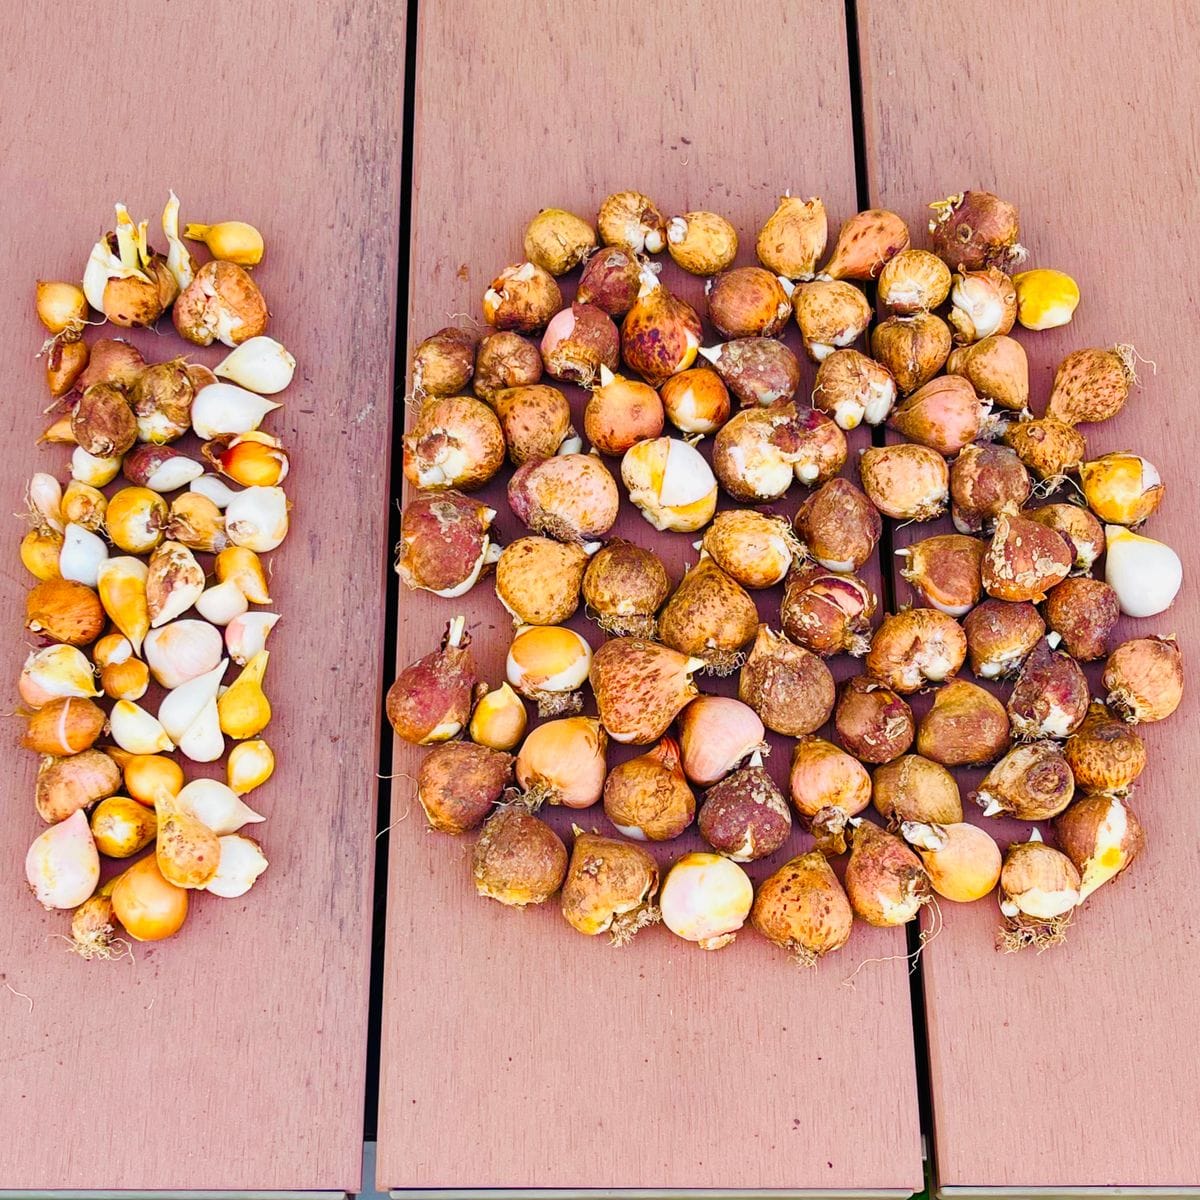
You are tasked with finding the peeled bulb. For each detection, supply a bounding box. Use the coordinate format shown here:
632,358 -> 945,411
176,698 -> 225,763
58,524 -> 107,588
506,625 -> 592,716
902,821 -> 1001,902
111,855 -> 188,941
659,852 -> 753,950
1080,453 -> 1163,526
227,738 -> 275,795
225,611 -> 280,665
204,835 -> 269,898
20,528 -> 63,581
36,280 -> 88,333
216,546 -> 272,603
91,796 -> 158,858
1103,525 -> 1182,616
191,382 -> 281,440
158,660 -> 227,742
184,218 -> 265,265
621,436 -> 718,532
196,579 -> 250,626
217,651 -> 271,739
144,620 -> 224,688
214,337 -> 295,394
190,474 -> 241,510
176,778 -> 265,836
225,485 -> 289,551
110,699 -> 175,754
124,754 -> 185,806
677,695 -> 764,786
97,556 -> 150,653
71,446 -> 122,488
469,683 -> 527,751
26,810 -> 99,909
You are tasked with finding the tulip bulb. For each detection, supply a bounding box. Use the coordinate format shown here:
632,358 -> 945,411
820,208 -> 910,281
204,835 -> 269,898
174,260 -> 268,347
469,683 -> 527,752
603,736 -> 695,841
659,852 -> 753,950
178,699 -> 225,763
756,194 -> 827,280
228,738 -> 275,795
1103,636 -> 1184,724
866,607 -> 967,693
897,534 -> 985,616
225,485 -> 290,552
1054,793 -> 1144,902
36,280 -> 88,334
1046,345 -> 1135,425
976,741 -> 1075,821
677,695 -> 765,787
523,208 -> 597,275
698,752 -> 791,862
901,821 -> 1001,903
218,651 -> 271,739
845,819 -> 932,926
666,210 -> 738,275
191,382 -> 281,440
190,474 -> 241,510
110,700 -> 175,754
509,453 -> 620,542
561,831 -> 660,943
620,268 -> 702,386
597,190 -> 666,255
1064,702 -> 1146,796
25,577 -> 106,647
36,750 -> 122,824
997,831 -> 1079,952
877,248 -> 952,314
205,431 -> 289,488
20,527 -> 63,581
658,367 -> 731,435
947,267 -> 1017,344
590,637 -> 703,744
917,680 -> 1010,766
97,557 -> 150,652
70,446 -> 122,488
812,348 -> 897,430
621,436 -> 717,532
581,540 -> 670,637
26,810 -> 99,910
214,336 -> 295,394
752,851 -> 852,964
472,803 -> 568,906
225,611 -> 280,666
505,625 -> 592,716
123,754 -> 184,807
739,624 -> 836,737
20,645 -> 101,709
176,778 -> 265,836
872,755 -> 962,828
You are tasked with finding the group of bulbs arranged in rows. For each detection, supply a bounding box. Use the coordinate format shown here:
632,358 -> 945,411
20,197 -> 296,955
389,185 -> 1183,963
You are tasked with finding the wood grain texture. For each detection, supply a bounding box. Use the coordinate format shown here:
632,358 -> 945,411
0,2 -> 403,1191
858,0 -> 1200,1190
378,1 -> 923,1193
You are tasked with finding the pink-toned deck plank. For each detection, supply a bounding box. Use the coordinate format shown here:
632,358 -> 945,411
377,2 -> 923,1194
0,2 -> 404,1191
859,1 -> 1200,1191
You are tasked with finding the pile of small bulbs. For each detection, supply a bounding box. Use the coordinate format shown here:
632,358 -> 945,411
20,196 -> 295,955
390,188 -> 1184,962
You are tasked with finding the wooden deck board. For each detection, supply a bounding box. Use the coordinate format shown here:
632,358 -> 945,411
858,1 -> 1200,1191
0,2 -> 404,1191
377,2 -> 923,1193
